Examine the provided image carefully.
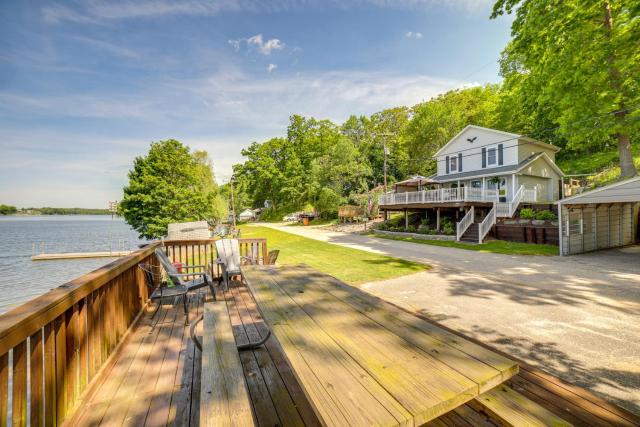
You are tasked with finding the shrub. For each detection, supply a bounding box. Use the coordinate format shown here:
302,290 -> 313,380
519,208 -> 536,219
535,210 -> 557,221
406,225 -> 417,233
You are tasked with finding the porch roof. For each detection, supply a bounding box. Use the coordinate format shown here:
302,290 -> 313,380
431,152 -> 554,183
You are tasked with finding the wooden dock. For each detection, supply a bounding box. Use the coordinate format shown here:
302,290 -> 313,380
31,250 -> 132,260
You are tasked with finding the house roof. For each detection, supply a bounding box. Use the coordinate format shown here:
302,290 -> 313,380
557,176 -> 640,205
432,125 -> 560,158
431,152 -> 564,183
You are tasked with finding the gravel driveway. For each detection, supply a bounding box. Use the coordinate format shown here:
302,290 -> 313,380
259,223 -> 640,415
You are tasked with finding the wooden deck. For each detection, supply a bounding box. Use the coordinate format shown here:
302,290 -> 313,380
67,281 -> 640,427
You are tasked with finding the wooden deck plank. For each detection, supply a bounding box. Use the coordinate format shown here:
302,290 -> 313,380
235,285 -> 321,427
72,304 -> 172,426
224,286 -> 280,426
256,266 -> 491,425
244,268 -> 413,426
230,285 -> 307,427
470,384 -> 573,427
120,300 -> 182,427
200,302 -> 255,427
168,291 -> 204,426
144,297 -> 190,427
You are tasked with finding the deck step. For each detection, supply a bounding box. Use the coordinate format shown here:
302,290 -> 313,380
460,223 -> 480,243
470,385 -> 573,427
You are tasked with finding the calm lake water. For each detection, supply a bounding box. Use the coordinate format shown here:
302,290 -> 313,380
0,215 -> 147,313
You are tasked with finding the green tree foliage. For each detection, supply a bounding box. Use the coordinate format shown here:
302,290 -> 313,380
120,140 -> 227,239
403,85 -> 503,175
0,204 -> 17,215
492,0 -> 639,177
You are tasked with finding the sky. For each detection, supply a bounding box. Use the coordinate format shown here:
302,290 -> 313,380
0,0 -> 513,208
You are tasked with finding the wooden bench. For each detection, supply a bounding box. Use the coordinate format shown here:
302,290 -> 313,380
199,302 -> 256,427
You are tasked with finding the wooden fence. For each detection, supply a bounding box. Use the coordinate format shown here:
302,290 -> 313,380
0,237 -> 268,426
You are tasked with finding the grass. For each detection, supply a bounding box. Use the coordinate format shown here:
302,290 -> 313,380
557,146 -> 640,188
240,225 -> 429,285
287,218 -> 339,227
370,232 -> 559,256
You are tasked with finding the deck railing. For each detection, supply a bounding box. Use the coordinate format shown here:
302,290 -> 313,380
478,206 -> 497,243
379,187 -> 499,206
0,236 -> 268,426
456,206 -> 475,241
0,242 -> 160,426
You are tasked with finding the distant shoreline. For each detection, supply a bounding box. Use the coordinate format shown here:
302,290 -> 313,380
1,208 -> 113,216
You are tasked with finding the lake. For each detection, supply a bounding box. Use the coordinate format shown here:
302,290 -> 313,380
0,215 -> 147,314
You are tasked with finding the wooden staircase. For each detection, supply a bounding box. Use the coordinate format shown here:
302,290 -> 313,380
460,222 -> 480,243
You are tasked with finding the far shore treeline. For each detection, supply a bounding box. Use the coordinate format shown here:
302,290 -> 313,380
0,205 -> 111,216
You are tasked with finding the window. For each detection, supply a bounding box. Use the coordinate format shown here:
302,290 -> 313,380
567,211 -> 582,235
487,147 -> 497,166
471,180 -> 482,188
449,156 -> 458,172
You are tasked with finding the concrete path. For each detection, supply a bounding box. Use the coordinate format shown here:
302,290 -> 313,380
259,223 -> 640,415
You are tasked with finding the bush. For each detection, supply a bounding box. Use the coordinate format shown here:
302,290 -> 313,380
406,225 -> 417,233
535,210 -> 557,221
519,208 -> 536,219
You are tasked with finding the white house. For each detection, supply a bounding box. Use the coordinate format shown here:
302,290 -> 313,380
378,125 -> 566,242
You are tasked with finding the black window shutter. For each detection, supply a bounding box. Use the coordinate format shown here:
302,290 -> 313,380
458,153 -> 462,172
445,156 -> 450,174
498,144 -> 504,165
482,148 -> 486,168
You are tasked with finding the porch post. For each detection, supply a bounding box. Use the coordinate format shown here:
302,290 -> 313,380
512,174 -> 516,198
436,207 -> 441,231
482,177 -> 486,200
404,209 -> 408,229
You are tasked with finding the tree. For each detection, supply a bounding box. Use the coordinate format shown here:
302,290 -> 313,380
492,0 -> 639,177
120,140 -> 226,239
0,204 -> 17,215
403,85 -> 502,175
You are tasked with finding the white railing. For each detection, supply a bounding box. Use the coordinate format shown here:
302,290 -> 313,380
496,185 -> 525,218
378,188 -> 499,206
478,205 -> 496,243
456,206 -> 475,241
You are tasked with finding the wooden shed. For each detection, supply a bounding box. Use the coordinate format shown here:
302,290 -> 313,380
557,176 -> 640,255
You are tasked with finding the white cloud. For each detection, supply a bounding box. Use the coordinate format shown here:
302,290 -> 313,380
1,70 -> 471,184
71,36 -> 140,59
405,31 -> 424,39
230,34 -> 285,55
42,0 -> 493,24
267,63 -> 278,73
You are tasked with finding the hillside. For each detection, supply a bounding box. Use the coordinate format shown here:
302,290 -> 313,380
557,146 -> 640,188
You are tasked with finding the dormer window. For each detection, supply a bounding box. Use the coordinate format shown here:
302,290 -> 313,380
449,156 -> 458,172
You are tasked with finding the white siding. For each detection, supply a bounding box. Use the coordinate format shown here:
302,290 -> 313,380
436,127 -> 520,176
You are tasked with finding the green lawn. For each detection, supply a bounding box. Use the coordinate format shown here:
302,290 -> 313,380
241,225 -> 429,285
371,233 -> 559,256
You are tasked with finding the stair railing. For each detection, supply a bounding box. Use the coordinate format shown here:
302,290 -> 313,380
478,205 -> 497,243
456,206 -> 475,241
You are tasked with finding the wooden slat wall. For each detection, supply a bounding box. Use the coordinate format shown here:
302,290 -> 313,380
0,244 -> 159,426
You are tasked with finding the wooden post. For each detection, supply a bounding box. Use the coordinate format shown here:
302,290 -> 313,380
404,209 -> 408,229
436,208 -> 441,231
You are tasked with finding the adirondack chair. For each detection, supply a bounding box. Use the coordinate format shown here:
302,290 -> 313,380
215,239 -> 255,290
138,263 -> 190,324
154,248 -> 217,323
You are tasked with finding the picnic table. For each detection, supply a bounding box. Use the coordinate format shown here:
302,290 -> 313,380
243,265 -> 519,426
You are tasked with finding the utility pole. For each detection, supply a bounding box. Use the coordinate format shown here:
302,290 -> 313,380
229,178 -> 237,228
383,142 -> 388,193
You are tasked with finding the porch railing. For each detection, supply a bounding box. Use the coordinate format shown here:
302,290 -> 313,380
496,185 -> 525,218
478,206 -> 497,243
378,187 -> 499,206
0,237 -> 268,426
456,206 -> 475,241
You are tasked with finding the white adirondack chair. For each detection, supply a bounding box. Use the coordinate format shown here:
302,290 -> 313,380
215,239 -> 256,289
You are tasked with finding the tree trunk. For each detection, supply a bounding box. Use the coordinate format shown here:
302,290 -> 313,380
604,1 -> 637,178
